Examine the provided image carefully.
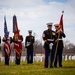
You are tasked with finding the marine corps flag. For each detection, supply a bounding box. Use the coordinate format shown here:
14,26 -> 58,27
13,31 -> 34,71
13,15 -> 19,33
58,11 -> 64,32
13,15 -> 20,59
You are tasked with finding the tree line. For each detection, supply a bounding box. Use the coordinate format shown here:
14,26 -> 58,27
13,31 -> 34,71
0,40 -> 75,56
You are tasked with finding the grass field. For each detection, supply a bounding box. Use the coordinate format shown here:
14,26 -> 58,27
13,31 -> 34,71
0,60 -> 75,75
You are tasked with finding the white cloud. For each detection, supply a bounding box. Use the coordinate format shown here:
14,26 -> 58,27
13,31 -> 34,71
67,0 -> 75,8
0,0 -> 45,9
0,0 -> 75,44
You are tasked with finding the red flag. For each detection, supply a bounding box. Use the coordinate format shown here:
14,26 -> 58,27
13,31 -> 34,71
13,15 -> 20,59
58,12 -> 64,32
13,15 -> 19,33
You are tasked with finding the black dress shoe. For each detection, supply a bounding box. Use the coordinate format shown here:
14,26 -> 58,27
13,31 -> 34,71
59,65 -> 62,67
54,66 -> 57,68
50,66 -> 53,68
44,67 -> 48,68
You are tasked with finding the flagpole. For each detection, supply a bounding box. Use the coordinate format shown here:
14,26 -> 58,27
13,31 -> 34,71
52,11 -> 64,67
52,32 -> 60,67
62,10 -> 64,32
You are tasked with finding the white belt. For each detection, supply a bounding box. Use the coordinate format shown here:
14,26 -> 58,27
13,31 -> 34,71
47,39 -> 54,41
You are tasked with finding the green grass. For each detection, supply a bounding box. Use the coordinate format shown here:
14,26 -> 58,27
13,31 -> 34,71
0,60 -> 75,75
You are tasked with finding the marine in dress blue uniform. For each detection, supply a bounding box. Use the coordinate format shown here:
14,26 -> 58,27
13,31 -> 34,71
25,30 -> 35,64
42,22 -> 56,68
54,24 -> 66,67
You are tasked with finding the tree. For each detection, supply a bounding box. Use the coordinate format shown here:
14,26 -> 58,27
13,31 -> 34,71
63,40 -> 75,55
34,40 -> 44,55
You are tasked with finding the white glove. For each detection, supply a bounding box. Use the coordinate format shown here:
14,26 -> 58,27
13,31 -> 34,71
49,43 -> 53,50
57,28 -> 62,33
26,42 -> 30,47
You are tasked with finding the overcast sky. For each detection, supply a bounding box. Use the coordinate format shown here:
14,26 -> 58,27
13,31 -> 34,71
0,0 -> 75,44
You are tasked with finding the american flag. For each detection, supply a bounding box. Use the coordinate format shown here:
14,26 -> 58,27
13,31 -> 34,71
3,16 -> 11,58
4,16 -> 9,38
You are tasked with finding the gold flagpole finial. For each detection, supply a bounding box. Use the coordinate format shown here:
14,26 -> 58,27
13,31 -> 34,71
62,10 -> 64,14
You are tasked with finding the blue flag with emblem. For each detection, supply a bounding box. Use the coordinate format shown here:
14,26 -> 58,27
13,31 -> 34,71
4,16 -> 9,39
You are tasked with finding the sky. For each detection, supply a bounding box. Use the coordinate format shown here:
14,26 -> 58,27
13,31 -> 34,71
0,0 -> 75,45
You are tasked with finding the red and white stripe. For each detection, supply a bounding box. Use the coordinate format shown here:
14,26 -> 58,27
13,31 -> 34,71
4,37 -> 11,58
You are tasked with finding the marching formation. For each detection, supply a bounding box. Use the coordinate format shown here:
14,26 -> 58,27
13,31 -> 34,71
0,12 -> 66,68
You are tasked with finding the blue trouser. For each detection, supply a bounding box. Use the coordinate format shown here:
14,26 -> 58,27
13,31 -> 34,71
16,53 -> 21,65
5,53 -> 9,65
54,48 -> 63,67
44,48 -> 54,68
27,49 -> 33,64
54,41 -> 63,67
